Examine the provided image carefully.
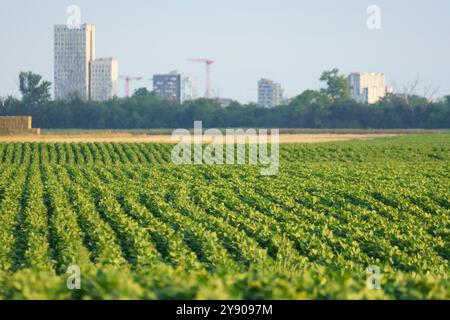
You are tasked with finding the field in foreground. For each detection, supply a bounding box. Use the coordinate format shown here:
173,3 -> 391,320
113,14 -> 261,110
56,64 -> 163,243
0,134 -> 448,299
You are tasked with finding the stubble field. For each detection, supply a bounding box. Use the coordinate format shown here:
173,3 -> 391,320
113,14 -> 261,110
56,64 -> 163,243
0,132 -> 397,144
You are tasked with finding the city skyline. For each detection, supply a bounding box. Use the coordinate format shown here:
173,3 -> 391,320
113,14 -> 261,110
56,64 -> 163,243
54,24 -> 119,102
1,0 -> 450,103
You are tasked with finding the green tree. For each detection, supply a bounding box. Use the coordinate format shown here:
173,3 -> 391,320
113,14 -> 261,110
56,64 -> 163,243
132,87 -> 155,100
19,71 -> 52,106
319,69 -> 350,101
291,89 -> 332,107
444,95 -> 450,104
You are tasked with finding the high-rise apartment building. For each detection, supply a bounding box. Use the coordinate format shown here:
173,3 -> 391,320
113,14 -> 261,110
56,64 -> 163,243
153,71 -> 197,104
181,75 -> 197,103
54,24 -> 96,100
90,58 -> 118,101
153,72 -> 180,103
258,78 -> 283,108
349,72 -> 391,104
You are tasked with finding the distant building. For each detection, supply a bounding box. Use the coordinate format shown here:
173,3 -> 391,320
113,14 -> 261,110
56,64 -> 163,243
349,72 -> 392,104
215,98 -> 235,108
54,24 -> 96,100
153,72 -> 180,103
282,95 -> 295,105
90,58 -> 118,101
181,74 -> 197,103
153,71 -> 197,103
258,78 -> 283,108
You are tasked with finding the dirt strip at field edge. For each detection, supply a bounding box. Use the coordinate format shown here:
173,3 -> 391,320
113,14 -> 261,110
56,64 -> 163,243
0,133 -> 398,144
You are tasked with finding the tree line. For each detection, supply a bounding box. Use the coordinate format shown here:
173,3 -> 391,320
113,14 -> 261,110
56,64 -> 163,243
0,70 -> 449,129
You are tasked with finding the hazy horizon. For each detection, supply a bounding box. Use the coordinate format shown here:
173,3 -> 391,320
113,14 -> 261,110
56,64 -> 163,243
1,0 -> 449,103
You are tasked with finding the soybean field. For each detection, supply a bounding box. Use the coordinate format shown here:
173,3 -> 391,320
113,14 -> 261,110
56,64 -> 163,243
0,134 -> 448,299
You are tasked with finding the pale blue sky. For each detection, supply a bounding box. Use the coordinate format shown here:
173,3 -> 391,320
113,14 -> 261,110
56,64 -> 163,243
1,0 -> 449,103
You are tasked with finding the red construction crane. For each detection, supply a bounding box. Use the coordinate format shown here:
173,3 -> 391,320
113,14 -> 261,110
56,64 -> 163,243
120,76 -> 143,97
188,58 -> 215,99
